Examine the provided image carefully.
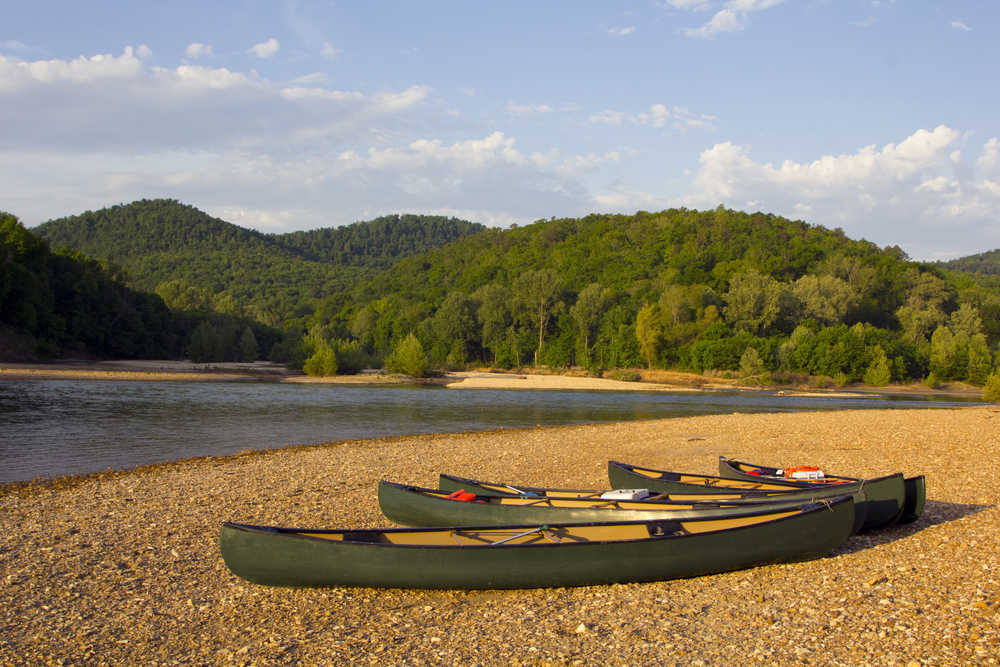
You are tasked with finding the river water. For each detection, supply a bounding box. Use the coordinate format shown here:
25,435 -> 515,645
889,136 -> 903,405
0,378 -> 978,483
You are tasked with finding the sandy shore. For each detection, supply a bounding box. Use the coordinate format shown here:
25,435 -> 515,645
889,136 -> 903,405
2,406 -> 998,666
4,360 -> 982,399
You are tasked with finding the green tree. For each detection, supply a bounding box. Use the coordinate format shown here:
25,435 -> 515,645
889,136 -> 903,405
967,333 -> 992,385
895,269 -> 951,343
571,283 -> 613,352
238,326 -> 259,362
949,303 -> 983,338
154,279 -> 213,311
433,292 -> 478,365
635,303 -> 661,369
474,284 -> 513,365
723,269 -> 783,335
385,332 -> 429,377
333,338 -> 368,375
303,337 -> 338,377
739,346 -> 765,385
188,320 -> 222,363
512,269 -> 564,365
983,373 -> 1000,402
791,275 -> 857,326
929,326 -> 956,379
863,345 -> 891,387
658,284 -> 692,328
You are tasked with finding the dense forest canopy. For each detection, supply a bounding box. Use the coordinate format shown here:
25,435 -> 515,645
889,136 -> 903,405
6,200 -> 1000,390
292,207 -> 999,386
33,199 -> 488,324
938,248 -> 1000,276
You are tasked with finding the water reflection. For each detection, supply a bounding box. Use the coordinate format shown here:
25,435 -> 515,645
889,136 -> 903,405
0,379 -> 980,483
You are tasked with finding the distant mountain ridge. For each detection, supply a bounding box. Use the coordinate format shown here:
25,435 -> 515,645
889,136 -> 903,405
33,199 -> 488,318
938,248 -> 1000,276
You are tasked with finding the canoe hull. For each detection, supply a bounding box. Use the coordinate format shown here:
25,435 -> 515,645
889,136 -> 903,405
899,475 -> 927,524
220,498 -> 855,590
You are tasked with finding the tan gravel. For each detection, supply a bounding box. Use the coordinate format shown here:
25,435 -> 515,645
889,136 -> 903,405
2,406 -> 998,666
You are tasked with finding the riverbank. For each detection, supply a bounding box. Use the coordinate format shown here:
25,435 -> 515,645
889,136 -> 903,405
0,359 -> 985,398
2,407 -> 997,665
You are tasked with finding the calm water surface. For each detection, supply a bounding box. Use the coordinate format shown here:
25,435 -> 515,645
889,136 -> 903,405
0,379 -> 978,483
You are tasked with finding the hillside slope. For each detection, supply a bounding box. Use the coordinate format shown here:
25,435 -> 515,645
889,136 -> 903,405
33,199 -> 487,318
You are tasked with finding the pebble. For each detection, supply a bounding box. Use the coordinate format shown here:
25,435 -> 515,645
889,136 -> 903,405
1,406 -> 998,665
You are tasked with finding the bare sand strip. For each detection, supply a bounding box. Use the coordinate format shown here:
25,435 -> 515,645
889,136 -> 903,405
2,406 -> 998,666
442,371 -> 722,392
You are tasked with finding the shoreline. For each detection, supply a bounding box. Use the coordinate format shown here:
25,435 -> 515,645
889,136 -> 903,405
0,359 -> 986,399
1,407 -> 997,665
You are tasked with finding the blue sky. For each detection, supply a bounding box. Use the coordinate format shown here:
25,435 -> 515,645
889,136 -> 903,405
1,0 -> 998,259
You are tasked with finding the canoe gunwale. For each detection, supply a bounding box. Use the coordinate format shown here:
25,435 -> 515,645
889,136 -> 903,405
224,494 -> 854,551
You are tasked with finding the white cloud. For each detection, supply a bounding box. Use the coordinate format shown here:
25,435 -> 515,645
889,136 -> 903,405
636,104 -> 671,127
459,86 -> 476,96
320,41 -> 342,57
659,0 -> 712,10
0,49 -> 431,154
0,50 -> 626,234
249,38 -> 280,58
596,104 -> 717,132
851,16 -> 876,28
608,27 -> 635,36
673,126 -> 1000,258
0,40 -> 49,61
556,151 -> 620,178
185,43 -> 214,59
951,20 -> 971,31
505,100 -> 555,117
290,72 -> 331,85
590,110 -> 625,125
680,0 -> 791,39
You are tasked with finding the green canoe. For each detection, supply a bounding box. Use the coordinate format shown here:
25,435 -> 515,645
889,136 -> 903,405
718,457 -> 925,525
608,461 -> 904,532
219,496 -> 856,590
436,473 -> 867,536
607,461 -> 851,494
378,481 -> 862,531
441,472 -> 828,500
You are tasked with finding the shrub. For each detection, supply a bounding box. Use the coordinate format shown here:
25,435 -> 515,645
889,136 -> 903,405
924,372 -> 942,390
303,339 -> 338,377
863,348 -> 891,387
984,374 -> 1000,403
386,333 -> 429,377
833,372 -> 849,388
333,339 -> 368,375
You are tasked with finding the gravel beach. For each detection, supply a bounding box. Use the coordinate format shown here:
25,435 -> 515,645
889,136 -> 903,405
2,404 -> 998,666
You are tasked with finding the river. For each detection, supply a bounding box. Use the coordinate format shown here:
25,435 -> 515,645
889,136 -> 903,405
0,378 -> 978,483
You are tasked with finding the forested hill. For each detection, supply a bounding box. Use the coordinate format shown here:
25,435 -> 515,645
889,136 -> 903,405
938,248 -> 1000,275
33,199 -> 487,320
299,206 -> 998,387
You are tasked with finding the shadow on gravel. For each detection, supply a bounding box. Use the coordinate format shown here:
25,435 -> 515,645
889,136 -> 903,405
830,499 -> 993,557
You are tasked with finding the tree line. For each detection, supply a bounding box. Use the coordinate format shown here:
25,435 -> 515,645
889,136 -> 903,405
278,207 -> 1000,390
7,201 -> 1000,394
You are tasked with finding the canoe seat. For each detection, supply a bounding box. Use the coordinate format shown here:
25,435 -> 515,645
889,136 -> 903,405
341,531 -> 381,543
646,520 -> 683,537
